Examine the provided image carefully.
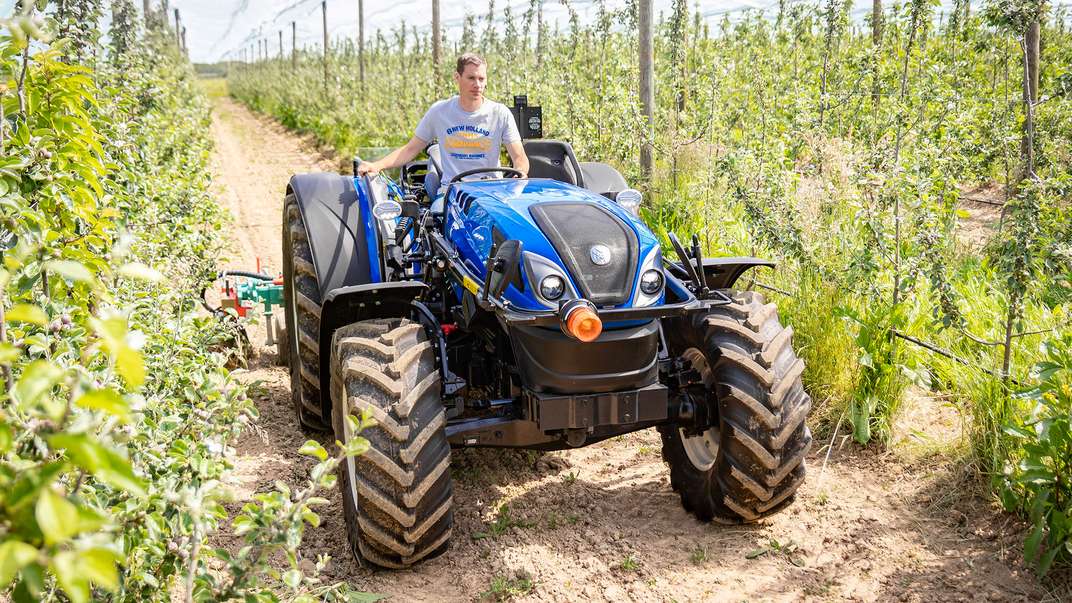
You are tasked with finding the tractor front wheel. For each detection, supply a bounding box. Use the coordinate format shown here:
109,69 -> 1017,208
282,194 -> 329,431
659,290 -> 812,523
330,318 -> 454,569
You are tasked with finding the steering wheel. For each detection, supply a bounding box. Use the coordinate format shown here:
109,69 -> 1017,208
449,167 -> 525,184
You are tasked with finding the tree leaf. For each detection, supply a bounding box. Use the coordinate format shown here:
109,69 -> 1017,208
14,360 -> 65,409
74,388 -> 130,422
0,540 -> 38,588
47,433 -> 146,497
35,489 -> 79,546
746,547 -> 768,559
118,262 -> 162,282
51,551 -> 89,603
282,568 -> 302,588
6,304 -> 47,326
90,316 -> 144,388
1024,520 -> 1044,563
77,548 -> 119,592
0,342 -> 20,363
45,260 -> 96,285
298,440 -> 328,461
343,593 -> 388,603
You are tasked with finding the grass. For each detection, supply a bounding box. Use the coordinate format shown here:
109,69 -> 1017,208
690,545 -> 709,565
618,554 -> 641,572
481,576 -> 534,601
471,504 -> 535,540
197,77 -> 228,99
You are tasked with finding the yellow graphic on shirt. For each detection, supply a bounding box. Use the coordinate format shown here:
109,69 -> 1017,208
445,131 -> 492,154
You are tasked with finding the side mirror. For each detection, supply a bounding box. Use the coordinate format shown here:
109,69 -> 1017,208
483,240 -> 523,302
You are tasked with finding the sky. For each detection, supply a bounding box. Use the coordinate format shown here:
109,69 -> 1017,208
2,0 -> 1071,63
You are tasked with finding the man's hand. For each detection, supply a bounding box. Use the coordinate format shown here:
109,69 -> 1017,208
357,136 -> 427,178
356,160 -> 380,176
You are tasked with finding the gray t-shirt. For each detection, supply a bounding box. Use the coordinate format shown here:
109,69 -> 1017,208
414,96 -> 521,184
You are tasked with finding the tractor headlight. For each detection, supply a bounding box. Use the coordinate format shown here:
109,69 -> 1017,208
372,200 -> 402,221
617,188 -> 642,217
540,275 -> 565,301
639,269 -> 663,295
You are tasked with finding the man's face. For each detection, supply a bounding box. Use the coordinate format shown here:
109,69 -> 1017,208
454,63 -> 487,101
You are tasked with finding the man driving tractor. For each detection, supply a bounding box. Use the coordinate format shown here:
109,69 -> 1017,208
356,53 -> 529,187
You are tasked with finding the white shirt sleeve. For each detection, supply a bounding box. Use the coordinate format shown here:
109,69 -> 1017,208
502,104 -> 522,145
414,104 -> 438,143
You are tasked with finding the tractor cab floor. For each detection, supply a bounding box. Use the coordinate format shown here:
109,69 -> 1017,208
204,89 -> 1057,602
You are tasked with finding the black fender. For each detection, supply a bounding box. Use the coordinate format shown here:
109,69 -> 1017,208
668,256 -> 775,290
286,173 -> 375,299
317,281 -> 429,416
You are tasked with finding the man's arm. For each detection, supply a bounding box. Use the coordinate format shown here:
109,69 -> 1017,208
357,136 -> 428,175
505,141 -> 529,177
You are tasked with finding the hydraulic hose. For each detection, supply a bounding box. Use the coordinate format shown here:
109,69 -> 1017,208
218,270 -> 274,281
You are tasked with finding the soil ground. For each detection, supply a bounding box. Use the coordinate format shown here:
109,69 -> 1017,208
206,90 -> 1060,602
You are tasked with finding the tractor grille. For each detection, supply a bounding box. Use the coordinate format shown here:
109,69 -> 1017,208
529,202 -> 637,306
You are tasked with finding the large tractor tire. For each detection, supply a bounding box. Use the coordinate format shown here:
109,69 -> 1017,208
329,318 -> 454,569
282,195 -> 329,431
659,290 -> 812,523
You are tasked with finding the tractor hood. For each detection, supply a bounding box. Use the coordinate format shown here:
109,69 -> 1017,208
444,178 -> 662,312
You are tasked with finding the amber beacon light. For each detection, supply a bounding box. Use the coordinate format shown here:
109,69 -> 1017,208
559,299 -> 602,342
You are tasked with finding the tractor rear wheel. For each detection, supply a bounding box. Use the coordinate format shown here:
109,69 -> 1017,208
659,290 -> 812,523
282,194 -> 329,431
329,318 -> 453,569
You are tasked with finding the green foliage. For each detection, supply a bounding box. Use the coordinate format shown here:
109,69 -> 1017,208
1001,333 -> 1072,575
481,575 -> 534,601
471,504 -> 535,540
0,9 -> 374,602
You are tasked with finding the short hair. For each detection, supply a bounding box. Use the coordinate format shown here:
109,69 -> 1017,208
455,53 -> 486,74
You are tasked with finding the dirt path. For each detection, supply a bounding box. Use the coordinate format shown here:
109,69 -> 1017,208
207,93 -> 1053,602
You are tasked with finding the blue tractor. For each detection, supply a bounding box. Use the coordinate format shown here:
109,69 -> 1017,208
281,111 -> 811,569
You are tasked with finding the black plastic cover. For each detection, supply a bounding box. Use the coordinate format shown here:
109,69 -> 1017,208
508,321 -> 659,394
529,201 -> 638,306
286,173 -> 372,299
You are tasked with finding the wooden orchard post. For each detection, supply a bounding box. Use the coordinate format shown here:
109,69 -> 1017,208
433,0 -> 442,78
322,1 -> 329,84
173,8 -> 181,49
292,21 -> 297,70
638,0 -> 654,178
358,0 -> 366,84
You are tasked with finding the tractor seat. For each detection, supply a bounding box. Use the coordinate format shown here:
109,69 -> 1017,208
424,144 -> 443,206
523,139 -> 584,187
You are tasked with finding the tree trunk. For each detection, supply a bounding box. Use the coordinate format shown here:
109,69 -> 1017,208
638,0 -> 654,179
432,0 -> 441,78
1020,22 -> 1039,182
1026,20 -> 1039,106
142,0 -> 151,27
871,0 -> 882,109
292,21 -> 297,70
173,8 -> 180,49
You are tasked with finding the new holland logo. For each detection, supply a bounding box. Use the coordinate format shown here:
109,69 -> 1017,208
589,244 -> 611,266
